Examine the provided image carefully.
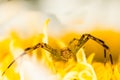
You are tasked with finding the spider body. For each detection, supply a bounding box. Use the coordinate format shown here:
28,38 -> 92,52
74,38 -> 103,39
2,34 -> 113,76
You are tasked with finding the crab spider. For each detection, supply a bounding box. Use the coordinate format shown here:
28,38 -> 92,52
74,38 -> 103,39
2,34 -> 113,76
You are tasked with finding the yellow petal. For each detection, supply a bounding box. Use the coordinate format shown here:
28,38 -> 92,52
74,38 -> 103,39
76,48 -> 87,63
87,53 -> 95,64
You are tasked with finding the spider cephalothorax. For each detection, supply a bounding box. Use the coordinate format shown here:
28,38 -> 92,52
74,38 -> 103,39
2,34 -> 113,76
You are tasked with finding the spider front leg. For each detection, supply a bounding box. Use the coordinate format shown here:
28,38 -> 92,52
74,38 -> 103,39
2,43 -> 57,76
82,34 -> 113,65
68,34 -> 113,65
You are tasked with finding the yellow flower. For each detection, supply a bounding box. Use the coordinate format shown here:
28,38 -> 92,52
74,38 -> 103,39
63,49 -> 97,80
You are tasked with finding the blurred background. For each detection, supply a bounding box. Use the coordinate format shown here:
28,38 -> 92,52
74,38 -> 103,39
0,0 -> 120,63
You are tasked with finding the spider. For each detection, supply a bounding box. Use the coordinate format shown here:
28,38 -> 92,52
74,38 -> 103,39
2,34 -> 113,76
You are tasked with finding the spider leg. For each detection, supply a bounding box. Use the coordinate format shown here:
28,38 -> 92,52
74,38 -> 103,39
68,34 -> 86,46
68,35 -> 89,60
68,38 -> 80,46
68,35 -> 87,53
77,34 -> 113,65
2,52 -> 26,76
104,49 -> 107,65
2,43 -> 56,76
68,34 -> 89,53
